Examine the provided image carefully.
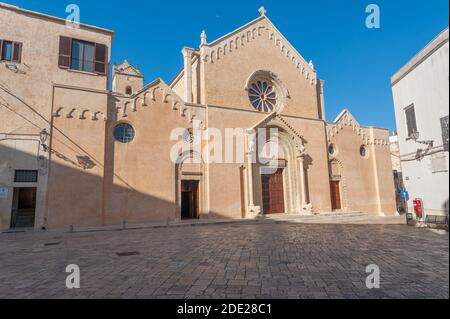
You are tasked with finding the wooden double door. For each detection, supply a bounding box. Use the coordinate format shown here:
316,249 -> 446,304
262,168 -> 285,214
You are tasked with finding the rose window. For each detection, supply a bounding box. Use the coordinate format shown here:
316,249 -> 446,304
248,80 -> 277,112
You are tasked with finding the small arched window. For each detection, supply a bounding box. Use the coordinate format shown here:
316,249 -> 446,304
328,143 -> 337,157
360,145 -> 369,158
125,86 -> 133,95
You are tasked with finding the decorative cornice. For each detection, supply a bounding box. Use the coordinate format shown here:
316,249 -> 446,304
113,60 -> 143,78
327,109 -> 388,146
249,112 -> 306,156
52,79 -> 205,128
201,16 -> 317,86
53,107 -> 106,121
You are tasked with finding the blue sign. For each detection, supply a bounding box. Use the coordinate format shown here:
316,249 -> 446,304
400,191 -> 409,199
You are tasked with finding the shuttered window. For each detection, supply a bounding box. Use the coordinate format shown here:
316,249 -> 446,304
94,43 -> 107,74
58,36 -> 107,75
405,105 -> 418,138
441,116 -> 449,152
0,39 -> 22,63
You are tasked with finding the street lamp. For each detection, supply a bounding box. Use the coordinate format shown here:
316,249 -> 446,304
409,131 -> 434,148
40,129 -> 49,151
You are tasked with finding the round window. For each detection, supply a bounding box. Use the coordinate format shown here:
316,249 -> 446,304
360,145 -> 368,158
114,123 -> 135,143
248,80 -> 277,112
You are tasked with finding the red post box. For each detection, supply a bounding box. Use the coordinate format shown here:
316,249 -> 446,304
413,199 -> 424,219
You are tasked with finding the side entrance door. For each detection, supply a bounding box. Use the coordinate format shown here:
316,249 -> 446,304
10,187 -> 37,228
330,181 -> 342,211
181,180 -> 199,219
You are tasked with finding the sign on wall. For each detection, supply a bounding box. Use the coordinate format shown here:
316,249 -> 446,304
0,187 -> 8,200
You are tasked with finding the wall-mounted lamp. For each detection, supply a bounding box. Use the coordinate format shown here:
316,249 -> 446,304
40,128 -> 49,152
409,131 -> 434,148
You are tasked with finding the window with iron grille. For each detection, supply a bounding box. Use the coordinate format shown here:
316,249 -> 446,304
14,170 -> 38,183
405,104 -> 418,138
441,116 -> 449,152
113,123 -> 135,143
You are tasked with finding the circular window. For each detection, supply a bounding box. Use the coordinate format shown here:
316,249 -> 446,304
114,123 -> 135,143
360,145 -> 368,158
328,144 -> 336,156
248,80 -> 277,112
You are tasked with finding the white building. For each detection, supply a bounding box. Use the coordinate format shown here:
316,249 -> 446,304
391,27 -> 449,219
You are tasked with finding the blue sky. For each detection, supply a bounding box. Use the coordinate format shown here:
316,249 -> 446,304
6,0 -> 449,131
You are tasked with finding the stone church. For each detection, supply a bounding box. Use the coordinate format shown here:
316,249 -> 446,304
0,3 -> 396,230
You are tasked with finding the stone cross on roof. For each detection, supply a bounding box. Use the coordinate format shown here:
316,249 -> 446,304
258,6 -> 267,16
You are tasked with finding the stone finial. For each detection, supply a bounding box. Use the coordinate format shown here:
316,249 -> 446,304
308,60 -> 314,70
201,30 -> 207,46
258,6 -> 267,16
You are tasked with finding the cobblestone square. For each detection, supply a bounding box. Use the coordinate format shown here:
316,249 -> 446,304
0,222 -> 448,299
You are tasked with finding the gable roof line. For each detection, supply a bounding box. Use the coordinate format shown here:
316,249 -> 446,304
203,14 -> 315,75
0,2 -> 114,37
328,108 -> 390,132
264,16 -> 313,73
206,16 -> 266,47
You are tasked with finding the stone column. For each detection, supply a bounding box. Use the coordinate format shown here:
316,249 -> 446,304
182,47 -> 194,103
298,154 -> 310,212
317,80 -> 326,120
245,130 -> 260,217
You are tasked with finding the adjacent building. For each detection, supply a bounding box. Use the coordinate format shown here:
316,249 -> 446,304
391,27 -> 449,220
0,3 -> 397,231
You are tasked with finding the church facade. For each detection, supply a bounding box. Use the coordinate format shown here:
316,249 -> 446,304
0,4 -> 396,230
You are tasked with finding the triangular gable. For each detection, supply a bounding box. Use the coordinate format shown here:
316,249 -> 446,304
333,109 -> 361,127
113,60 -> 143,77
249,112 -> 306,155
327,109 -> 371,144
116,78 -> 204,128
200,9 -> 317,85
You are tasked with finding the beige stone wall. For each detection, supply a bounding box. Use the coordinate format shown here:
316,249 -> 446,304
327,116 -> 396,215
202,19 -> 320,119
46,86 -> 108,228
0,4 -> 112,230
1,5 -> 397,230
112,74 -> 144,96
207,107 -> 332,218
102,88 -> 202,225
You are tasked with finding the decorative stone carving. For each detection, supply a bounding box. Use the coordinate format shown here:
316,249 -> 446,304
258,6 -> 267,16
200,30 -> 207,46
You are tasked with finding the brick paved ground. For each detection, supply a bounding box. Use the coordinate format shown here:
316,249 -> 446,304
0,222 -> 448,299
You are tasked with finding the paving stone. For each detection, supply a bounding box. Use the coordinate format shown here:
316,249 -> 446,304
0,223 -> 448,299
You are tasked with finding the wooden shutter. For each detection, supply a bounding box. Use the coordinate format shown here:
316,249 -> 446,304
12,42 -> 22,63
405,106 -> 417,136
94,43 -> 107,74
58,36 -> 72,69
0,40 -> 3,61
